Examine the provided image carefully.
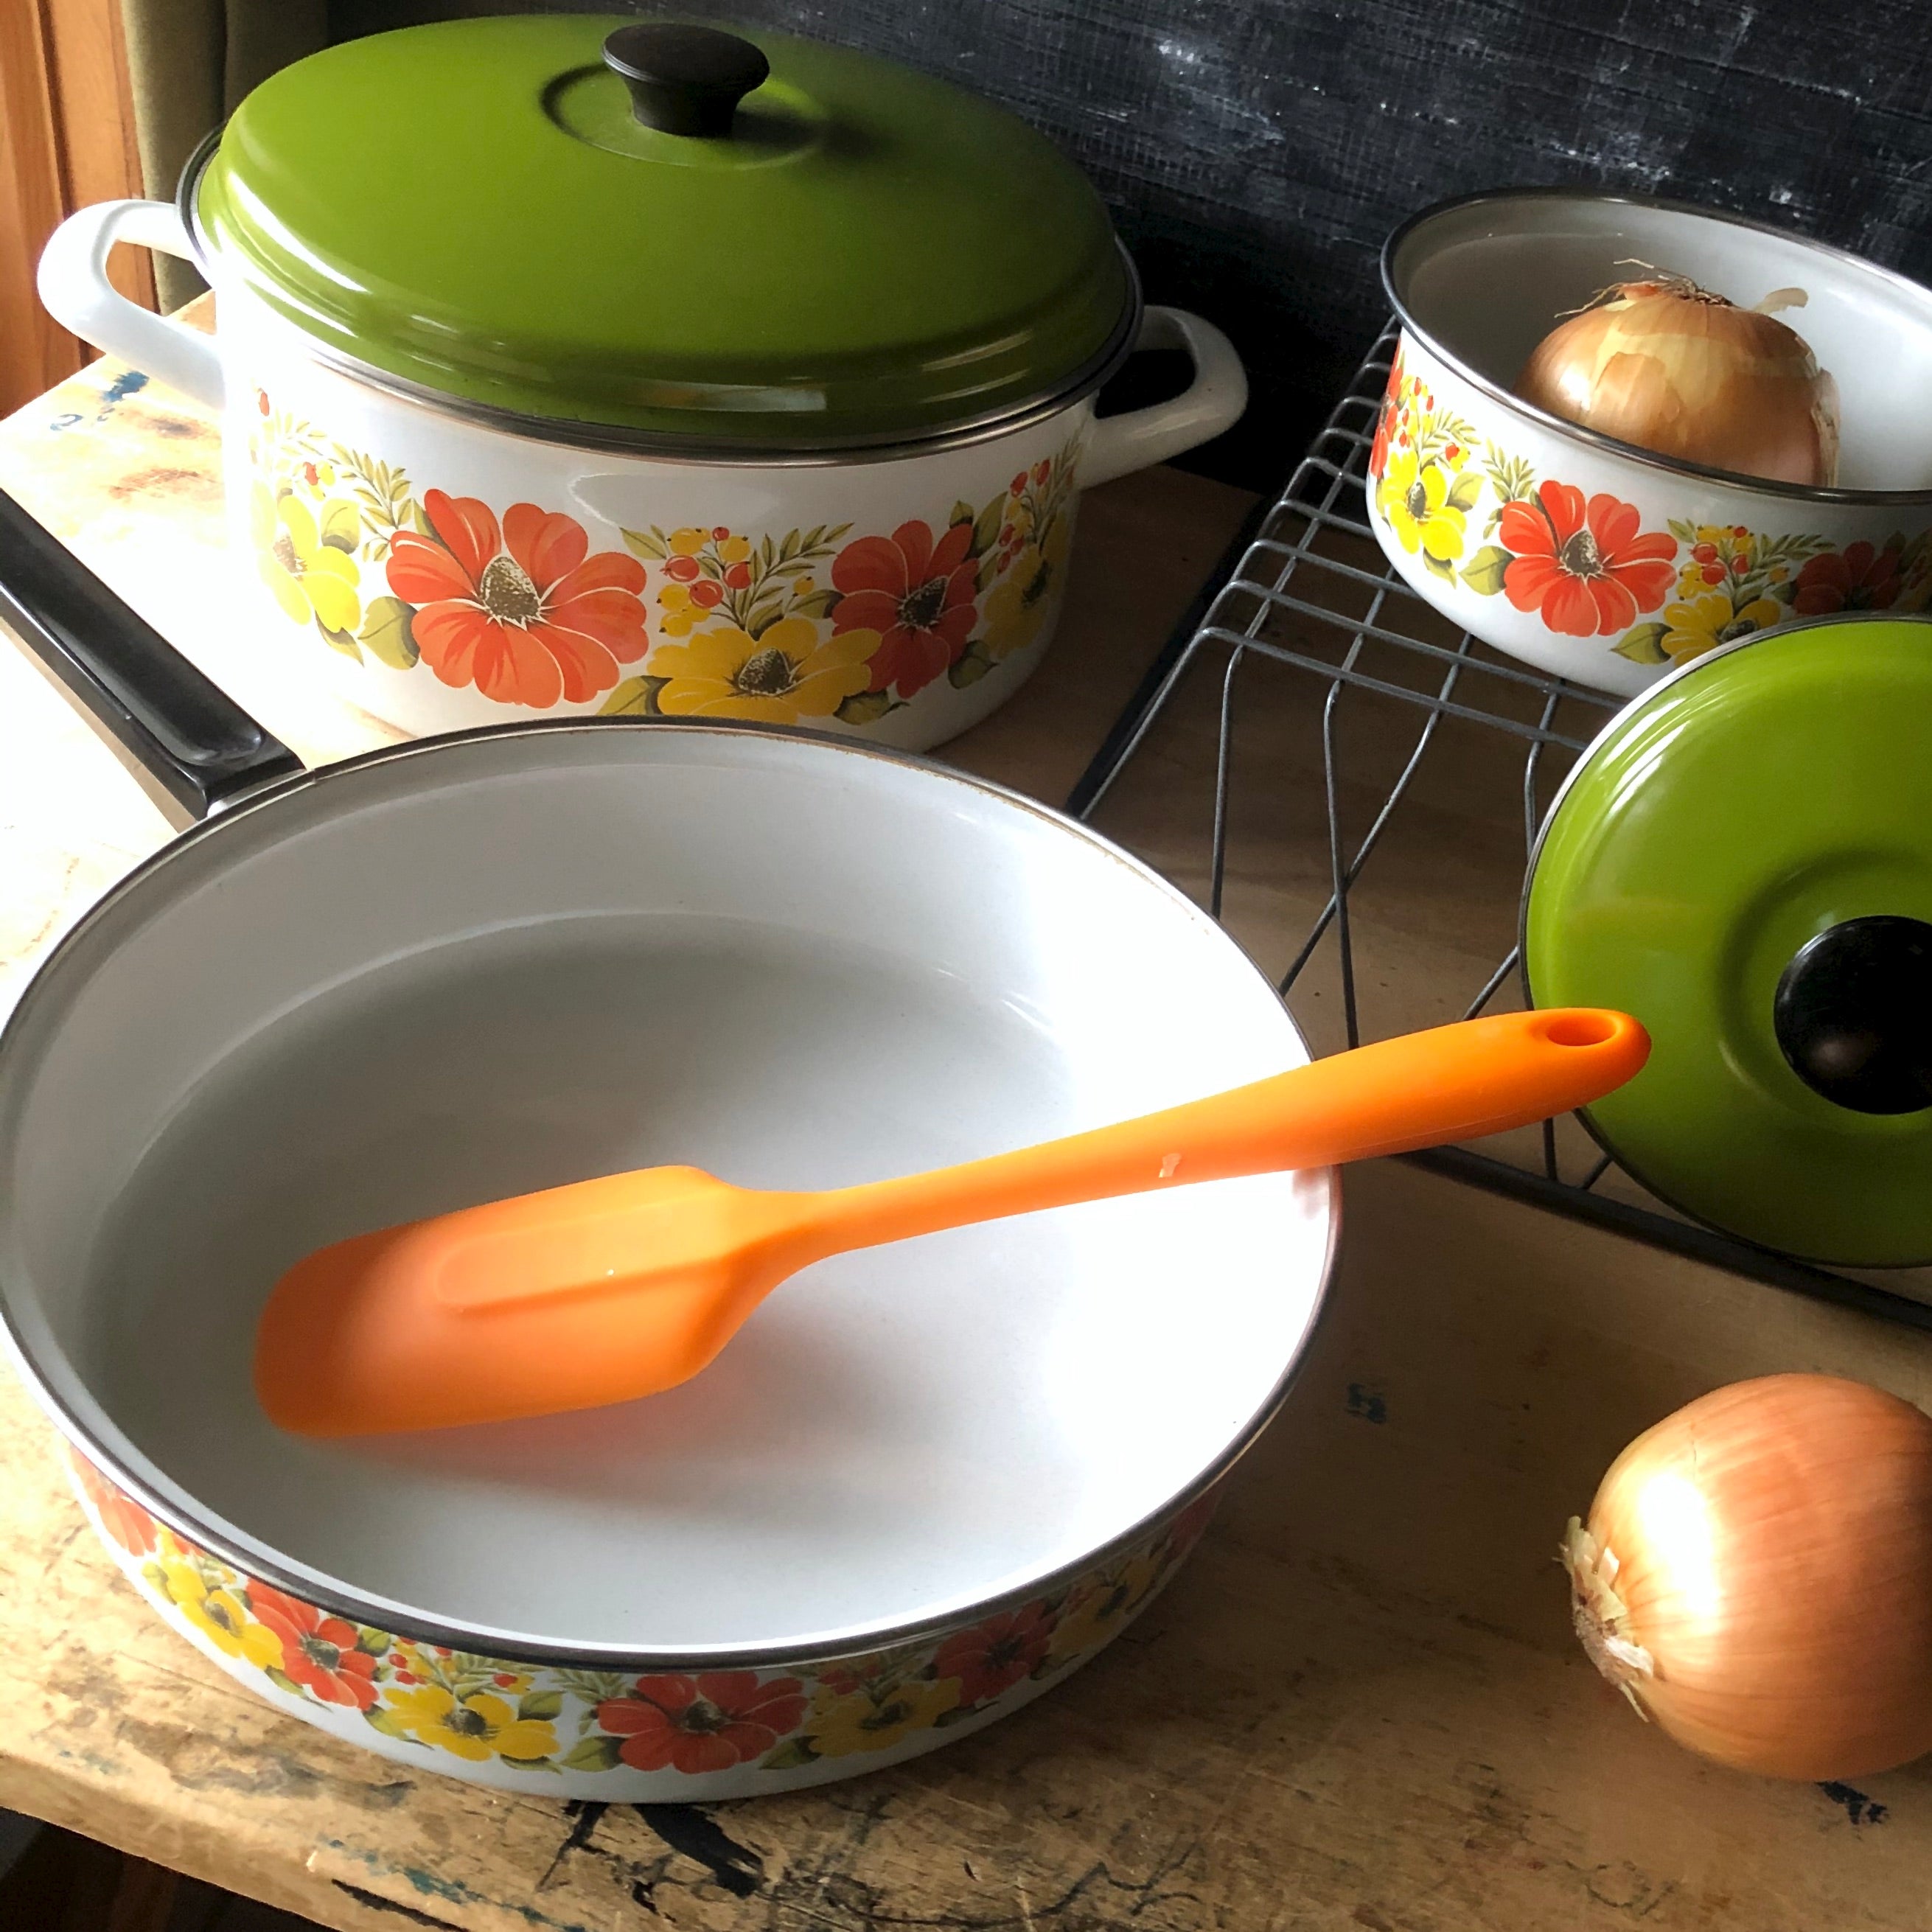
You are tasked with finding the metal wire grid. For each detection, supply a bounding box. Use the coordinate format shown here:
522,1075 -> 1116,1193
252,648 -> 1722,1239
1068,327 -> 1932,1334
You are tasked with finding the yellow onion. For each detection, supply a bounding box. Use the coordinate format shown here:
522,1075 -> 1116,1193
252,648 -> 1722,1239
1517,276 -> 1840,487
1563,1373 -> 1932,1779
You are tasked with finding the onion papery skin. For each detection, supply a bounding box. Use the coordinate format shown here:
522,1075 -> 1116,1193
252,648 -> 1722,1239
1566,1373 -> 1932,1780
1517,284 -> 1841,488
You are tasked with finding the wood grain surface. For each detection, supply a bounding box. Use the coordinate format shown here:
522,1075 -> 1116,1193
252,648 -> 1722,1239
7,343 -> 1932,1929
326,0 -> 1932,487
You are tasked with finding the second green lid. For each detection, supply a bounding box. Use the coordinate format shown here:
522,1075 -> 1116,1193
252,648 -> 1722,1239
192,14 -> 1135,449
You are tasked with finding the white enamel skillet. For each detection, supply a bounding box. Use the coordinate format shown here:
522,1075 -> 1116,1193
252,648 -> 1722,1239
0,491 -> 1336,1798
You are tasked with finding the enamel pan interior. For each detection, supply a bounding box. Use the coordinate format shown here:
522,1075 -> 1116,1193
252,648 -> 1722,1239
0,722 -> 1333,1663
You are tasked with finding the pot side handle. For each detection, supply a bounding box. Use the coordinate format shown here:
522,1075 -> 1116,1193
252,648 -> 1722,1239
1081,307 -> 1246,490
0,489 -> 301,830
38,200 -> 225,413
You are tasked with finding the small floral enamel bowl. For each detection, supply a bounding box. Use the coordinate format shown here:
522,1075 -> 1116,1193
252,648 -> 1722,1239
1368,190 -> 1932,696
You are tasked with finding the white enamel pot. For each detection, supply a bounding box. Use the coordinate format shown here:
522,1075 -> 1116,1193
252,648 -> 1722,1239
1369,189 -> 1932,697
0,493 -> 1333,1799
37,21 -> 1245,755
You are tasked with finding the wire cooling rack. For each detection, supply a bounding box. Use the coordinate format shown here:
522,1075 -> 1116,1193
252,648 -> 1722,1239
1069,326 -> 1932,1334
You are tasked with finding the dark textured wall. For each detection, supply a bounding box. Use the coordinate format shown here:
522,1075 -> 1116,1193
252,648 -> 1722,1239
330,0 -> 1932,487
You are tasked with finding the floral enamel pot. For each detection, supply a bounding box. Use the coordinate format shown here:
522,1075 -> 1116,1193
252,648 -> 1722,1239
0,495 -> 1333,1797
1370,190 -> 1932,697
37,16 -> 1244,752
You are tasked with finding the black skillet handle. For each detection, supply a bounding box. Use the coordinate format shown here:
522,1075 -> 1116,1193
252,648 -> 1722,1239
0,487 -> 303,828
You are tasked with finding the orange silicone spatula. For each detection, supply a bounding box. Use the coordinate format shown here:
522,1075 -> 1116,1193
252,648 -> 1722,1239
254,1008 -> 1646,1437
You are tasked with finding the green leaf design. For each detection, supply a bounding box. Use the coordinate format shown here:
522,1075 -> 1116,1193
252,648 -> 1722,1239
357,1626 -> 393,1656
318,499 -> 360,553
1421,549 -> 1457,583
759,1738 -> 817,1771
949,499 -> 976,529
746,599 -> 788,638
359,596 -> 418,670
1667,518 -> 1697,544
554,1669 -> 630,1706
601,675 -> 668,718
1445,471 -> 1482,514
517,1689 -> 565,1722
972,494 -> 1005,559
408,500 -> 433,537
365,1704 -> 415,1740
949,646 -> 994,687
1459,545 -> 1512,596
621,528 -> 667,562
1480,449 -> 1537,508
1612,621 -> 1671,665
559,1733 -> 625,1774
265,1667 -> 303,1699
836,689 -> 896,725
792,587 -> 840,620
316,619 -> 361,661
977,554 -> 1000,594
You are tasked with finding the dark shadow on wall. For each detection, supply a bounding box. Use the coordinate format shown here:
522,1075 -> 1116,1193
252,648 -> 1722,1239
327,0 -> 1932,490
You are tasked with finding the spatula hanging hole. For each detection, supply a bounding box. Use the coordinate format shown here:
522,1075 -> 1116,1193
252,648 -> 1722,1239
1541,1011 -> 1622,1048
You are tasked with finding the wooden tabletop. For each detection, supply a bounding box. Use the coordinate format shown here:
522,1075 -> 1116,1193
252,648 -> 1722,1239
4,332 -> 1932,1932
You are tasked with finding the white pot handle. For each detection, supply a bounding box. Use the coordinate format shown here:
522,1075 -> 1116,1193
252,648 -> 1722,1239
38,200 -> 225,413
1081,306 -> 1246,489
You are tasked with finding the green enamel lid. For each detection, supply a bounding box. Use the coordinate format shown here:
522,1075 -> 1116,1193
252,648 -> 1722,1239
1524,615 -> 1932,1266
192,15 -> 1134,450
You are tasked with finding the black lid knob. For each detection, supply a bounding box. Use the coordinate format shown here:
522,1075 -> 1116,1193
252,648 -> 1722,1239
602,23 -> 770,138
1774,915 -> 1932,1115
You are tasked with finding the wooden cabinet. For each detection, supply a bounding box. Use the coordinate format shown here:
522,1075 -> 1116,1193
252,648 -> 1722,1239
0,0 -> 152,416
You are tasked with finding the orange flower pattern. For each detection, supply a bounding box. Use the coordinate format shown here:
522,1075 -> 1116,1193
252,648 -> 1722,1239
1372,363 -> 1932,672
831,518 -> 980,698
386,491 -> 649,706
66,1448 -> 1216,1780
1493,484 -> 1676,637
69,1446 -> 157,1556
249,396 -> 1081,725
596,1673 -> 809,1775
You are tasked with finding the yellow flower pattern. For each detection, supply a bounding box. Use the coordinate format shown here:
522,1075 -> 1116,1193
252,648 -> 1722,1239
1370,366 -> 1932,672
801,1677 -> 963,1758
78,1448 -> 1214,1781
248,389 -> 1084,730
383,1686 -> 559,1764
650,617 -> 877,722
158,1549 -> 284,1670
982,515 -> 1071,663
251,486 -> 362,638
1047,1548 -> 1162,1663
1378,448 -> 1466,566
1658,587 -> 1784,663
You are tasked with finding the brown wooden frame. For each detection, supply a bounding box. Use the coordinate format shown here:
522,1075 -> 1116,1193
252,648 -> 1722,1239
0,0 -> 153,416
